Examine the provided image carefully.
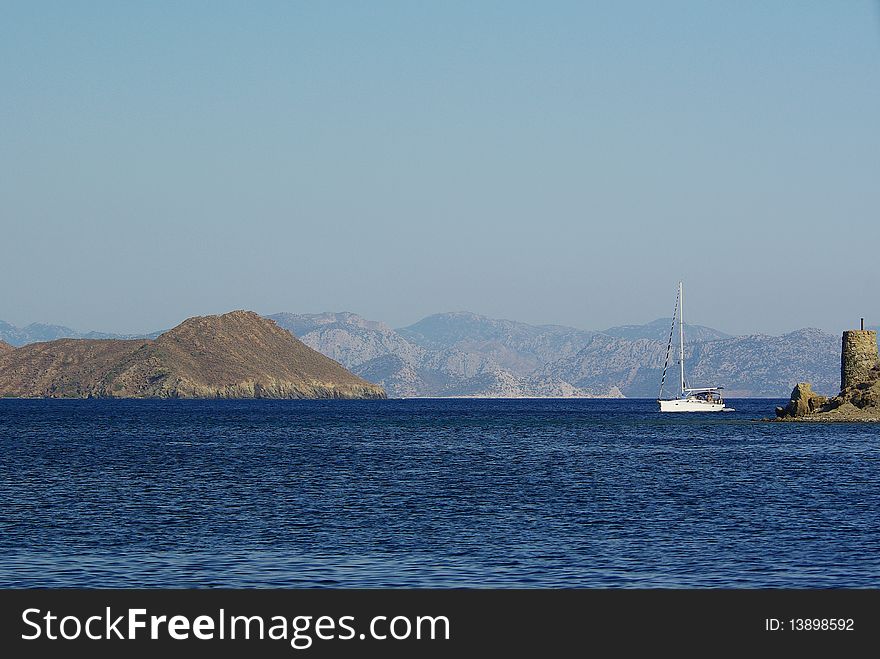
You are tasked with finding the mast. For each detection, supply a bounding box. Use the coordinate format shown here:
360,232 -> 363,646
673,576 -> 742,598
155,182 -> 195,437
678,281 -> 685,396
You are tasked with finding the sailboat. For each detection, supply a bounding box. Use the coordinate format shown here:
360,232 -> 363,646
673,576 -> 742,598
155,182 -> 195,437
658,282 -> 731,412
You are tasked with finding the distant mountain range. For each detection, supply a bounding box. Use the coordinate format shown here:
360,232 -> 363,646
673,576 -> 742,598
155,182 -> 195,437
1,311 -> 861,398
539,327 -> 839,398
268,312 -> 847,398
599,317 -> 732,343
0,320 -> 160,346
269,311 -> 606,399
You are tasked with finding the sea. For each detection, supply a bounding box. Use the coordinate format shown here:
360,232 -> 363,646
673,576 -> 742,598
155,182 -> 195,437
0,398 -> 877,588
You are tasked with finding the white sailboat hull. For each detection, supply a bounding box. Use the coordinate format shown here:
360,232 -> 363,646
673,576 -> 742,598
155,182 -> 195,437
658,398 -> 726,412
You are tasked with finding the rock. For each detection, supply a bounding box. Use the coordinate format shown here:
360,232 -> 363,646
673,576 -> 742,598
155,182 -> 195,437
776,382 -> 828,418
831,377 -> 880,411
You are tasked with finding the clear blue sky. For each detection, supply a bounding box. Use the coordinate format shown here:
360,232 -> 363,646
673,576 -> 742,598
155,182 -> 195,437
1,1 -> 878,335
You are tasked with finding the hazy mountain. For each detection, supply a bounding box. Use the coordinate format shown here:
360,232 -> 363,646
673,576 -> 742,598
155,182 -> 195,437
539,334 -> 669,396
0,311 -> 385,399
544,328 -> 840,398
269,312 -> 423,368
272,311 -> 850,398
268,312 -> 431,397
686,329 -> 840,397
0,320 -> 160,346
602,317 -> 732,343
398,312 -> 596,376
270,311 -> 612,398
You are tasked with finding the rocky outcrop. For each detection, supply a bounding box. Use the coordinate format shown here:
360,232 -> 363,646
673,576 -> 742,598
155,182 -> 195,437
775,378 -> 880,422
0,311 -> 386,399
775,383 -> 827,418
811,359 -> 880,420
774,326 -> 880,421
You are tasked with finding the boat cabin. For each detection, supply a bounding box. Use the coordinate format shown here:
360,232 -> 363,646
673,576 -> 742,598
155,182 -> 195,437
684,387 -> 724,403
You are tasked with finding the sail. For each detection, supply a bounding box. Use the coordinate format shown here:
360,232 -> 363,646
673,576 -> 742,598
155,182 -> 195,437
658,287 -> 679,399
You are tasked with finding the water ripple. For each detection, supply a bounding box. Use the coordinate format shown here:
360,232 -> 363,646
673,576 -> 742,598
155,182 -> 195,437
0,398 -> 877,587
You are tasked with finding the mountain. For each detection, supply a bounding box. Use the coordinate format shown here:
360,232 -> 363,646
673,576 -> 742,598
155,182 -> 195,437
539,334 -> 669,396
601,318 -> 732,343
270,312 -> 613,398
272,311 -> 850,398
686,329 -> 839,397
0,311 -> 385,399
269,312 -> 423,369
0,340 -> 13,354
543,327 -> 840,397
0,320 -> 159,347
398,312 -> 596,376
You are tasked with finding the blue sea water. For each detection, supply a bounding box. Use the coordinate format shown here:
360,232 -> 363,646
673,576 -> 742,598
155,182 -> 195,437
0,398 -> 877,588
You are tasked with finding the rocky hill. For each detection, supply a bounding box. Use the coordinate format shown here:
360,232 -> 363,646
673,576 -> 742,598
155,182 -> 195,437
0,340 -> 13,354
0,311 -> 385,399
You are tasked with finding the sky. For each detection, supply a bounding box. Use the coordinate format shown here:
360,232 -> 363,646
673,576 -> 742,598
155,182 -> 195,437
1,1 -> 878,335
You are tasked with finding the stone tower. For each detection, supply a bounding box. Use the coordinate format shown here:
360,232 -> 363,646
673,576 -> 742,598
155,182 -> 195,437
840,329 -> 878,391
